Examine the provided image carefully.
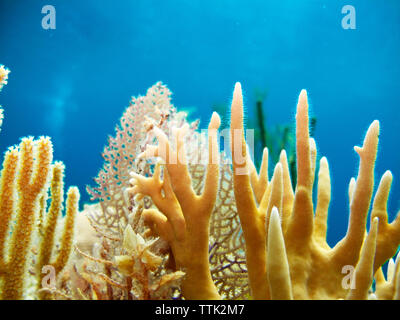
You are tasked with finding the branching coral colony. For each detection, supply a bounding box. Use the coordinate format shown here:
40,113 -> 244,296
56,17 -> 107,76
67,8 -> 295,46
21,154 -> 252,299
1,62 -> 399,300
0,66 -> 80,300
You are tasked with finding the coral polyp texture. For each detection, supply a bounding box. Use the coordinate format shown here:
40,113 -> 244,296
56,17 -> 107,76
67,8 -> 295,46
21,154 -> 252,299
0,64 -> 399,300
0,137 -> 81,300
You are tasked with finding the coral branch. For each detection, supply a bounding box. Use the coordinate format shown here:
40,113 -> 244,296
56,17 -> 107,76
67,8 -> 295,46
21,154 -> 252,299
0,147 -> 19,264
295,90 -> 312,192
37,162 -> 65,274
53,186 -> 80,272
371,171 -> 400,271
230,82 -> 270,299
267,207 -> 293,300
2,137 -> 53,299
346,217 -> 379,300
279,150 -> 294,231
313,157 -> 331,245
333,121 -> 379,265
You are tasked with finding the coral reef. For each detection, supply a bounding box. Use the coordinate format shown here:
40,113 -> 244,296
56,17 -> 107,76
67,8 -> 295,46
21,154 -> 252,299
0,63 -> 399,300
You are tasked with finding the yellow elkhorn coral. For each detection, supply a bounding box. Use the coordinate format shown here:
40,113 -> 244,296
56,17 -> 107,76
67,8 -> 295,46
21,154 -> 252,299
230,82 -> 400,300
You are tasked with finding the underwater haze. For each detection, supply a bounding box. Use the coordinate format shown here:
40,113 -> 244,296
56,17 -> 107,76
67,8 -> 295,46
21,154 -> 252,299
0,0 -> 399,247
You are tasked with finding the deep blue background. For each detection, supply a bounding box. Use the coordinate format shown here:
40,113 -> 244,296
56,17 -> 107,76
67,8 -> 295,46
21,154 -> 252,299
0,0 -> 399,247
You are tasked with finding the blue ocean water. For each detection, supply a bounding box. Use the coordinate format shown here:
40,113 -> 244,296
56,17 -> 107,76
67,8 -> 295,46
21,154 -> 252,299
0,0 -> 399,247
